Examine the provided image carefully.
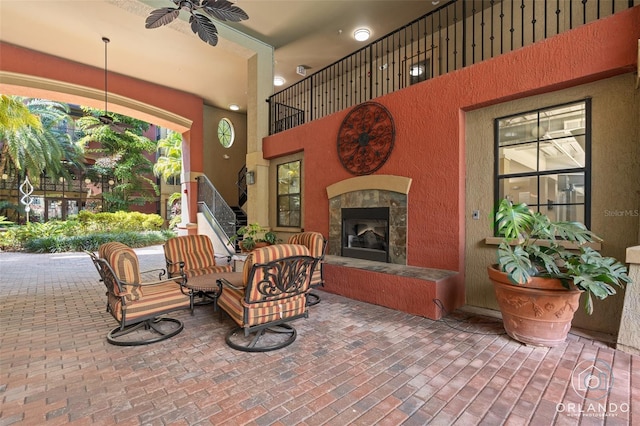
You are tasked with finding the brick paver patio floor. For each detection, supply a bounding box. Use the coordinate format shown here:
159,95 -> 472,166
1,246 -> 637,425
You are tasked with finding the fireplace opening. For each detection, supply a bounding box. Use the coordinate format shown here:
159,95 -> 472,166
342,207 -> 389,262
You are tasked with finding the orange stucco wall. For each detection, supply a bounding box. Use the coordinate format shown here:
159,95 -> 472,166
263,6 -> 640,277
0,42 -> 205,223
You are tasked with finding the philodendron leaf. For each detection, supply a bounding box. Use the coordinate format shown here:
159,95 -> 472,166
497,242 -> 532,285
528,245 -> 560,276
584,293 -> 594,315
551,220 -> 598,244
495,199 -> 535,240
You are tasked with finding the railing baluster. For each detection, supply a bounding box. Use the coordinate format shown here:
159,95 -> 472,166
266,0 -> 636,135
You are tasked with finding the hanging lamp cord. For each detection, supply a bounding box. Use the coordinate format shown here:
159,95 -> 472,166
102,37 -> 110,114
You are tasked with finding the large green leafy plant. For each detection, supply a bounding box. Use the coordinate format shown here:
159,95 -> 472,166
229,223 -> 278,251
495,199 -> 631,314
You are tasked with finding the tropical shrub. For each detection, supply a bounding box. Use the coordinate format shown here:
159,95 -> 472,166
0,211 -> 169,252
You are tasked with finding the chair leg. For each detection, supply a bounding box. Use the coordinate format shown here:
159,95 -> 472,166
107,317 -> 184,346
225,324 -> 297,352
193,290 -> 219,306
306,292 -> 321,306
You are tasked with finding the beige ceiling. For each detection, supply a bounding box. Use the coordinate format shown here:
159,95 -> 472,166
0,0 -> 439,113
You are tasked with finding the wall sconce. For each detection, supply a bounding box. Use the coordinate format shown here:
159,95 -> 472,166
409,65 -> 424,76
1,173 -> 7,180
246,171 -> 255,185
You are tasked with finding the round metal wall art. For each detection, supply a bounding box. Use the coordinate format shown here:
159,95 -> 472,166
336,101 -> 395,175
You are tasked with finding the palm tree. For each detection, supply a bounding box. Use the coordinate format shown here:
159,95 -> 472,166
0,96 -> 80,184
154,130 -> 183,225
0,95 -> 41,132
154,130 -> 182,182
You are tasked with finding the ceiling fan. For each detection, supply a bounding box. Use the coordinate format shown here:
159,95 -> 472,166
86,37 -> 133,135
145,0 -> 249,47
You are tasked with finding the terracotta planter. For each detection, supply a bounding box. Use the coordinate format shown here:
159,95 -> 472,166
240,241 -> 271,252
487,265 -> 582,347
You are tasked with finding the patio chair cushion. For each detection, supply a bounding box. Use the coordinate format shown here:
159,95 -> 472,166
288,232 -> 326,286
99,243 -> 142,302
164,235 -> 232,278
217,280 -> 245,324
245,244 -> 310,300
218,244 -> 313,328
287,232 -> 324,257
98,241 -> 128,260
111,281 -> 190,322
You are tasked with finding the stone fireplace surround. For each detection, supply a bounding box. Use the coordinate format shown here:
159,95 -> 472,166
327,175 -> 410,265
324,175 -> 462,320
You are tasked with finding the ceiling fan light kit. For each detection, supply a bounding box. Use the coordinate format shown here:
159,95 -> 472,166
145,0 -> 249,47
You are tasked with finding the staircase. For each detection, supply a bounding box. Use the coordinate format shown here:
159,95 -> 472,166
230,206 -> 247,253
196,171 -> 250,254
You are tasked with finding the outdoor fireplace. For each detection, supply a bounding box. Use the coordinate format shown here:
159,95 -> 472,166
341,207 -> 389,262
328,175 -> 410,265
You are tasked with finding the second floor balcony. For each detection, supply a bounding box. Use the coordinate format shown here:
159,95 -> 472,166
268,0 -> 638,135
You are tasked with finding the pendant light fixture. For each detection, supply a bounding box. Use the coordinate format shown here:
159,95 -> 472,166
86,37 -> 132,134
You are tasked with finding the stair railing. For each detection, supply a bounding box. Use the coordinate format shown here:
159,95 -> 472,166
196,175 -> 237,241
237,165 -> 248,207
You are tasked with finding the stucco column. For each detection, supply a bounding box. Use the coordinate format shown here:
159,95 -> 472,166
616,245 -> 640,355
245,52 -> 273,227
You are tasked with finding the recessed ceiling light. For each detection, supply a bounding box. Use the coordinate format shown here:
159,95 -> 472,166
353,28 -> 370,42
274,76 -> 285,86
229,104 -> 240,111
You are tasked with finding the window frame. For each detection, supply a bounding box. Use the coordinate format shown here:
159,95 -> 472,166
493,98 -> 592,233
276,160 -> 302,228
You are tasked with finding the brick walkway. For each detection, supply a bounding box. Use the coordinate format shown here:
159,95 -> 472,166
0,247 -> 637,425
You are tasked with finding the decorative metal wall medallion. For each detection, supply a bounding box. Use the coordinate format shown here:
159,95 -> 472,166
337,102 -> 395,175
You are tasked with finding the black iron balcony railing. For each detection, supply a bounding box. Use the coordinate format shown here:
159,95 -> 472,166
268,0 -> 637,135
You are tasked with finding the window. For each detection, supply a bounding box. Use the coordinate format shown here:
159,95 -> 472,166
217,118 -> 235,148
495,99 -> 591,228
277,160 -> 301,227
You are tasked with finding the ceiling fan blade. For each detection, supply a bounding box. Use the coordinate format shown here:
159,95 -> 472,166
95,114 -> 133,134
190,14 -> 219,46
111,125 -> 127,135
145,7 -> 181,29
99,115 -> 113,125
200,0 -> 248,22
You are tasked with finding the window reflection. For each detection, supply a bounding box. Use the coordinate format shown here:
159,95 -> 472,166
496,100 -> 589,226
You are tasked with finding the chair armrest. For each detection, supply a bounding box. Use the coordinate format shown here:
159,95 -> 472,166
165,259 -> 185,271
140,268 -> 168,281
138,276 -> 187,288
216,272 -> 245,291
218,277 -> 244,291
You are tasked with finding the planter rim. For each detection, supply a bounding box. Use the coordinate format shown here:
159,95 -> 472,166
488,264 -> 581,292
